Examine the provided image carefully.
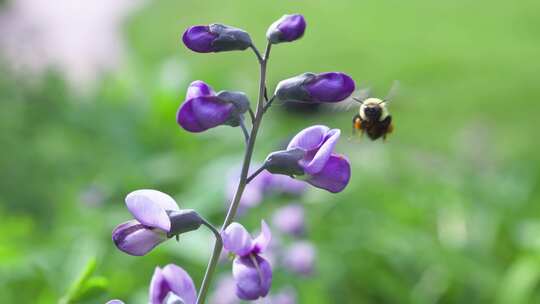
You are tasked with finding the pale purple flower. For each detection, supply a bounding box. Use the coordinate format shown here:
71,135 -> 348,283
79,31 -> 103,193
274,72 -> 355,103
222,221 -> 273,300
267,14 -> 306,44
112,190 -> 182,256
105,300 -> 124,304
283,241 -> 316,276
267,125 -> 351,193
182,24 -> 252,53
272,204 -> 305,237
149,264 -> 197,304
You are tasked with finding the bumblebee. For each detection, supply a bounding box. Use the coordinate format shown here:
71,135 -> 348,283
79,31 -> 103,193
352,97 -> 393,140
328,81 -> 398,141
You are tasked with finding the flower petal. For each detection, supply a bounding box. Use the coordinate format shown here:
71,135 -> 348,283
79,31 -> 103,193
106,300 -> 125,304
182,25 -> 217,53
286,125 -> 329,151
186,80 -> 215,99
253,220 -> 272,254
306,154 -> 351,193
162,264 -> 198,304
149,267 -> 169,304
177,96 -> 234,133
233,255 -> 272,300
221,222 -> 254,256
125,189 -> 178,231
305,72 -> 355,102
303,128 -> 340,175
112,220 -> 167,256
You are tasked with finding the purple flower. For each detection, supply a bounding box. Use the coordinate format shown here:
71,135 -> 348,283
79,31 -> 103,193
177,81 -> 249,133
149,264 -> 197,304
112,190 -> 178,256
112,190 -> 203,256
267,125 -> 351,193
105,300 -> 124,304
275,72 -> 355,103
267,14 -> 306,44
272,204 -> 305,237
283,241 -> 316,276
182,24 -> 252,53
222,221 -> 273,300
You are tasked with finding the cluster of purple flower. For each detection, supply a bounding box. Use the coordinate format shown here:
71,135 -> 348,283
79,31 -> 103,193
110,13 -> 355,304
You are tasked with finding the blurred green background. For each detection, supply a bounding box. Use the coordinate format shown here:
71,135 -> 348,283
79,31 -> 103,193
1,0 -> 539,303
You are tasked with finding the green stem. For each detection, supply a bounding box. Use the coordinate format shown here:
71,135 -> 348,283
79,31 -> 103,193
195,42 -> 272,304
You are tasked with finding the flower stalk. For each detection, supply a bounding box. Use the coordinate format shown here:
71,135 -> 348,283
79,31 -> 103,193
196,42 -> 271,304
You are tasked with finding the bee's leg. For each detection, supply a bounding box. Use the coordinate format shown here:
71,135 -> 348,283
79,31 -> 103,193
382,116 -> 393,141
352,115 -> 362,134
349,115 -> 363,142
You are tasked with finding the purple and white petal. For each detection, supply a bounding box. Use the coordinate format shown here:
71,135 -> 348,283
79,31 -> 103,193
186,80 -> 215,99
161,264 -> 197,304
149,267 -> 169,304
253,220 -> 272,254
286,125 -> 329,152
222,222 -> 254,257
125,189 -> 177,232
302,128 -> 340,175
306,154 -> 351,193
112,220 -> 167,256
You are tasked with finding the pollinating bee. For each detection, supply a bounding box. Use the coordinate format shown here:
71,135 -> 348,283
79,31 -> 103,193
328,81 -> 399,141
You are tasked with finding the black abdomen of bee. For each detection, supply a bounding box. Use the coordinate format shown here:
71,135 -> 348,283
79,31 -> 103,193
363,116 -> 392,140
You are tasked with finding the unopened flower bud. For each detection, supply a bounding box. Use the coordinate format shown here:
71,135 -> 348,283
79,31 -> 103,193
182,24 -> 252,53
264,148 -> 305,176
275,72 -> 355,103
267,14 -> 306,44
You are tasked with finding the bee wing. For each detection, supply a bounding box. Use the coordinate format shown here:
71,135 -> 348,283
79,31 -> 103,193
323,88 -> 370,112
383,80 -> 400,103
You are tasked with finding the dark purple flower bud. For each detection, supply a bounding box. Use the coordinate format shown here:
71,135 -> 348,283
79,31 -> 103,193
112,190 -> 202,256
149,264 -> 197,304
266,14 -> 306,44
283,241 -> 316,276
182,24 -> 252,53
177,81 -> 249,133
272,204 -> 305,236
275,72 -> 355,103
233,255 -> 272,300
286,125 -> 351,193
